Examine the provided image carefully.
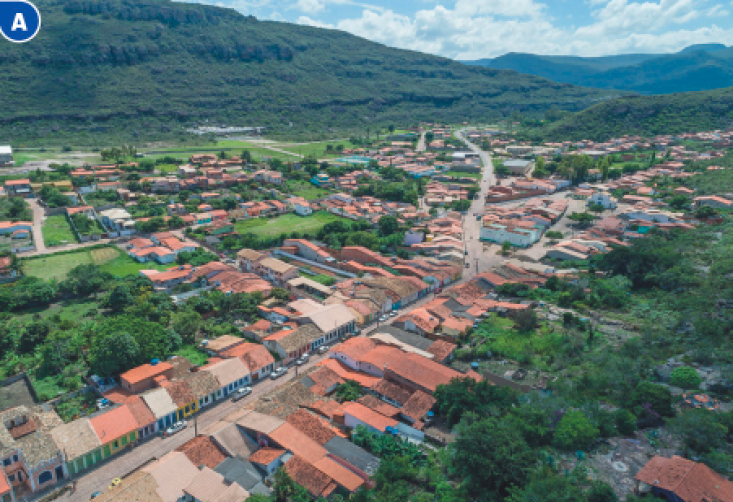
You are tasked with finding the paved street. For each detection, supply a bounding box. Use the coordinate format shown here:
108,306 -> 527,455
416,131 -> 427,152
27,199 -> 47,254
47,352 -> 331,502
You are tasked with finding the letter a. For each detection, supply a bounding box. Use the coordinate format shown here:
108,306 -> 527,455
12,13 -> 27,31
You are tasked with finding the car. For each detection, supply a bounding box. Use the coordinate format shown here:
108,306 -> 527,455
296,353 -> 310,365
465,250 -> 468,255
270,367 -> 288,380
109,478 -> 122,489
90,492 -> 103,499
379,315 -> 389,322
164,421 -> 187,436
465,263 -> 470,268
389,311 -> 398,317
231,386 -> 252,402
318,345 -> 330,354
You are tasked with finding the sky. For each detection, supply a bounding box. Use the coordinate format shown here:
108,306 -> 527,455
192,0 -> 733,60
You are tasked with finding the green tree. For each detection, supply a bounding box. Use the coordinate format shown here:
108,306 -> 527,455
105,284 -> 134,312
378,215 -> 399,236
90,332 -> 141,377
335,380 -> 363,402
587,481 -> 619,502
171,311 -> 202,344
270,288 -> 291,302
553,410 -> 600,451
629,381 -> 674,418
614,409 -> 637,436
669,194 -> 690,210
453,418 -> 536,500
168,215 -> 184,228
669,409 -> 727,455
509,472 -> 586,502
502,240 -> 512,254
435,377 -> 518,427
670,366 -> 702,389
61,263 -> 111,297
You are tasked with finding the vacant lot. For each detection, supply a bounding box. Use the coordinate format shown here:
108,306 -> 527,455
42,215 -> 77,247
445,170 -> 482,180
234,211 -> 344,238
23,246 -> 168,280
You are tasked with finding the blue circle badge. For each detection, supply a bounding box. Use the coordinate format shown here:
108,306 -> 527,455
0,0 -> 41,43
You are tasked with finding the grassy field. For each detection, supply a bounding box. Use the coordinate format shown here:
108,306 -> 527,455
157,163 -> 179,173
175,344 -> 209,366
445,170 -> 482,180
23,246 -> 169,280
234,211 -> 344,238
275,140 -> 359,158
286,181 -> 333,200
42,215 -> 77,247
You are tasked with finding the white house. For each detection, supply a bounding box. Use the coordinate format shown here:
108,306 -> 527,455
288,197 -> 313,216
99,208 -> 135,232
588,191 -> 618,209
202,358 -> 251,399
480,222 -> 540,248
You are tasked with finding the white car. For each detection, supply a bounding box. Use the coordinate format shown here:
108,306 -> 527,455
231,387 -> 252,402
379,315 -> 389,322
318,345 -> 330,354
270,367 -> 288,380
389,311 -> 398,317
165,421 -> 187,436
296,353 -> 310,365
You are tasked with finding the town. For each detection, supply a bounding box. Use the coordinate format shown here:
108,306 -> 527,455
0,121 -> 732,502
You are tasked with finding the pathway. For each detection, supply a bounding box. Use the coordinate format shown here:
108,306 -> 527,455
416,131 -> 427,153
27,199 -> 47,253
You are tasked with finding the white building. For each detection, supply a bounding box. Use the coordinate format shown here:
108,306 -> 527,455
0,146 -> 14,166
588,191 -> 618,209
480,223 -> 540,248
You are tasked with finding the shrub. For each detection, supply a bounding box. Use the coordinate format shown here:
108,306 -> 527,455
553,410 -> 600,451
670,366 -> 702,389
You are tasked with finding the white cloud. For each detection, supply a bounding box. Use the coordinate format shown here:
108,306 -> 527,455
297,14 -> 336,27
302,0 -> 733,59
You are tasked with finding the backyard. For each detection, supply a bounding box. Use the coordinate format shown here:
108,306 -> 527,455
286,180 -> 333,200
41,215 -> 78,247
0,233 -> 32,253
445,170 -> 482,180
234,211 -> 345,238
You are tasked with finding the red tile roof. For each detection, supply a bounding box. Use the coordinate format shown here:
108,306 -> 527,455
313,456 -> 365,492
343,402 -> 398,432
284,455 -> 336,498
89,405 -> 138,443
175,436 -> 227,470
119,362 -> 173,385
401,390 -> 436,424
248,447 -> 286,466
635,455 -> 733,502
286,409 -> 337,445
356,395 -> 401,418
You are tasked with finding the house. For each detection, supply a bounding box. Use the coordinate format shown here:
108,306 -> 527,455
0,471 -> 13,502
165,380 -> 199,422
3,180 -> 32,198
220,344 -> 276,382
588,191 -> 618,209
201,358 -> 251,398
208,209 -> 228,222
503,159 -> 534,176
120,361 -> 174,394
194,213 -> 212,225
634,455 -> 733,502
254,170 -> 283,185
282,239 -> 332,264
0,146 -> 13,167
296,304 -> 356,344
129,246 -> 176,264
0,222 -> 32,236
254,257 -> 299,286
0,406 -> 66,494
311,173 -> 332,187
51,419 -> 103,476
183,371 -> 220,410
480,221 -> 540,248
183,466 -> 249,502
289,197 -> 312,216
263,325 -> 324,365
141,387 -> 178,432
89,405 -> 139,461
99,208 -> 135,232
694,195 -> 733,209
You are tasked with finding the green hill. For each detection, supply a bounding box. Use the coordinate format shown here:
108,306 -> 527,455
536,87 -> 733,141
0,0 -> 615,146
462,45 -> 733,95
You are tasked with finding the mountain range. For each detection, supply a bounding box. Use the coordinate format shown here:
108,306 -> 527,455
0,0 -> 617,145
462,44 -> 733,95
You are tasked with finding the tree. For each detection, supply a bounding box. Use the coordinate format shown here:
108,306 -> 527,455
669,194 -> 690,210
535,156 -> 546,172
89,332 -> 141,377
589,203 -> 606,213
435,377 -> 518,428
669,409 -> 728,455
509,472 -> 586,502
629,381 -> 674,418
18,317 -> 52,354
614,409 -> 637,436
600,158 -> 610,182
502,241 -> 512,254
105,284 -> 134,312
453,418 -> 536,500
695,205 -> 718,219
335,380 -> 363,402
171,311 -> 202,344
545,230 -> 563,240
388,125 -> 395,135
378,215 -> 399,236
270,288 -> 291,302
62,264 -> 111,297
168,215 -> 184,228
511,308 -> 538,332
553,410 -> 600,451
670,366 -> 702,389
241,150 -> 252,163
587,481 -> 619,502
568,212 -> 596,227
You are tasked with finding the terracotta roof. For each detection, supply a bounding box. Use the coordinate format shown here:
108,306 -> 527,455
247,447 -> 286,466
343,402 -> 398,432
385,353 -> 467,393
370,379 -> 413,405
126,395 -> 157,429
357,395 -> 401,418
332,338 -> 376,360
318,359 -> 380,389
142,451 -> 200,502
401,390 -> 436,423
284,455 -> 336,498
269,423 -> 328,463
635,455 -> 733,502
165,380 -> 196,408
92,471 -> 162,502
176,436 -> 227,470
184,371 -> 220,400
285,409 -> 337,445
201,358 -> 250,388
120,362 -> 173,385
425,340 -> 456,362
89,405 -> 138,443
357,345 -> 405,370
313,456 -> 365,492
50,418 -> 102,461
222,344 -> 275,374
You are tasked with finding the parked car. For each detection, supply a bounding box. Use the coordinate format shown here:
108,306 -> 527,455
90,492 -> 103,499
379,315 -> 389,322
296,353 -> 310,365
389,311 -> 398,317
231,387 -> 252,402
270,367 -> 288,380
164,421 -> 187,436
318,345 -> 330,354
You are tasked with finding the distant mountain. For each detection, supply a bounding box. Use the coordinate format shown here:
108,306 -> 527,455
536,87 -> 733,141
0,0 -> 618,146
461,45 -> 733,94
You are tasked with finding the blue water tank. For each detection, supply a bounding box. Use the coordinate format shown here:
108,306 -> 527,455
151,359 -> 160,366
471,362 -> 479,370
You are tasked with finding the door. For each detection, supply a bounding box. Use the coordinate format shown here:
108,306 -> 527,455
103,445 -> 111,458
55,466 -> 65,480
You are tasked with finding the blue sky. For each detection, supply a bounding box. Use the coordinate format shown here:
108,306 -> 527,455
191,0 -> 733,59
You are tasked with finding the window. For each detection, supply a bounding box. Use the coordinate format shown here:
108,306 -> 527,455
38,471 -> 53,485
2,458 -> 10,467
8,474 -> 14,482
113,440 -> 119,449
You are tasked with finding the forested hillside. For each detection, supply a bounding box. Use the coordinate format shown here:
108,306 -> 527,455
0,0 -> 614,145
